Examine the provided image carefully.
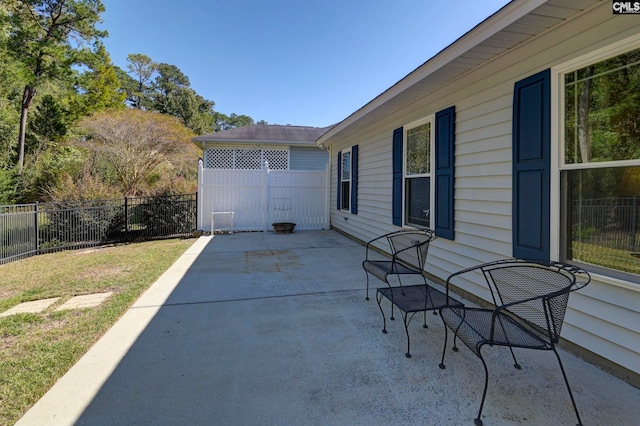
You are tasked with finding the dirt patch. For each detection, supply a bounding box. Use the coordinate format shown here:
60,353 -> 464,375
77,265 -> 126,281
74,245 -> 119,255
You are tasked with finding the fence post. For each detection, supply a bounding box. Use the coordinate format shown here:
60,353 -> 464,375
125,196 -> 129,239
262,166 -> 269,232
35,202 -> 40,256
632,195 -> 638,252
194,192 -> 198,233
197,158 -> 203,231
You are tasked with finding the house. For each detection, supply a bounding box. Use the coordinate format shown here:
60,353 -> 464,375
317,0 -> 640,385
193,124 -> 331,232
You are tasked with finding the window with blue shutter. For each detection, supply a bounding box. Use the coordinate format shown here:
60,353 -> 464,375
512,69 -> 551,261
435,106 -> 455,240
337,147 -> 358,214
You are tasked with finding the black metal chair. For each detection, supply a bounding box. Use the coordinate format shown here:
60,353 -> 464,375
438,259 -> 591,426
362,229 -> 462,357
362,229 -> 437,301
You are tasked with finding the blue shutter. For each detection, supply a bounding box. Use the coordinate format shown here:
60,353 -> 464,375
351,145 -> 358,214
435,106 -> 456,240
392,127 -> 403,226
337,151 -> 342,211
512,69 -> 551,261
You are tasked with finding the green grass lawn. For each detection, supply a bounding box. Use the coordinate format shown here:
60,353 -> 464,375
0,238 -> 195,426
572,241 -> 640,275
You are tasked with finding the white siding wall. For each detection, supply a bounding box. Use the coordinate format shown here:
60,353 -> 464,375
327,2 -> 640,376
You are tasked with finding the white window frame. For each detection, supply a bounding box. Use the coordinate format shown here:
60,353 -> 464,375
403,116 -> 434,228
551,33 -> 640,284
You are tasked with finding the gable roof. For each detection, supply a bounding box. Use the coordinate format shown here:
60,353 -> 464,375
193,124 -> 333,149
317,0 -> 602,144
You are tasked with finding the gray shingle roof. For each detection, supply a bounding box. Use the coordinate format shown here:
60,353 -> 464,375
193,124 -> 334,146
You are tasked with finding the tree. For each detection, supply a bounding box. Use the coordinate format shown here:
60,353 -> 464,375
77,109 -> 197,196
577,66 -> 593,163
150,63 -> 190,112
126,53 -> 156,109
113,65 -> 138,108
148,63 -> 215,134
69,45 -> 126,117
0,1 -> 24,167
5,0 -> 106,174
28,94 -> 68,144
214,112 -> 255,131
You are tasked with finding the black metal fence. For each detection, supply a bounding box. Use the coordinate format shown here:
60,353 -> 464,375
572,196 -> 640,252
0,194 -> 197,265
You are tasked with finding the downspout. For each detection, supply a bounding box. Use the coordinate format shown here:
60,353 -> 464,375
325,144 -> 332,230
198,155 -> 204,231
263,160 -> 269,233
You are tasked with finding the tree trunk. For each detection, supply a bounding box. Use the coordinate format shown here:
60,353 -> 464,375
577,66 -> 593,163
17,85 -> 36,174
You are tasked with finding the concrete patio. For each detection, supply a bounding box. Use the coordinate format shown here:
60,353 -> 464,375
17,230 -> 640,425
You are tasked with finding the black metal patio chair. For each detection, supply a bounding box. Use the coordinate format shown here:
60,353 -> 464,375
362,229 -> 437,302
438,259 -> 591,426
362,229 -> 463,357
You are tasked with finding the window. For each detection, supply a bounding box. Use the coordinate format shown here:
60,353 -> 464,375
404,121 -> 432,227
340,148 -> 351,211
560,45 -> 640,281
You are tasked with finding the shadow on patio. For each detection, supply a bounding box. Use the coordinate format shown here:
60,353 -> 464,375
18,230 -> 640,425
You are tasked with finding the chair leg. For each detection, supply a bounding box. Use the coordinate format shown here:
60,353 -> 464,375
552,348 -> 583,426
508,347 -> 522,370
365,273 -> 370,301
439,324 -> 449,369
389,288 -> 395,321
403,312 -> 417,358
422,286 -> 437,326
474,351 -> 490,426
452,320 -> 464,352
376,291 -> 388,334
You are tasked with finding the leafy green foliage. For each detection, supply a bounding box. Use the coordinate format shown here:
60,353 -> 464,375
214,112 -> 256,131
68,45 -> 126,118
75,109 -> 199,196
28,95 -> 68,144
564,47 -> 640,164
0,1 -> 259,204
0,167 -> 19,204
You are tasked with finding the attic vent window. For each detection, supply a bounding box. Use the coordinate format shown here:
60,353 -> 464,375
204,148 -> 289,170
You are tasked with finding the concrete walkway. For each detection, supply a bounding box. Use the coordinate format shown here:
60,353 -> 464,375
17,230 -> 640,425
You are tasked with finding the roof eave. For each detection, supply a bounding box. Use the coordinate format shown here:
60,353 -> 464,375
191,138 -> 319,147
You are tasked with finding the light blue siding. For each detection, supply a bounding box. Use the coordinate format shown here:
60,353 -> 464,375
290,146 -> 328,171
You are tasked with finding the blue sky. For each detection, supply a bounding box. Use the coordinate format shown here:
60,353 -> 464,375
100,0 -> 511,129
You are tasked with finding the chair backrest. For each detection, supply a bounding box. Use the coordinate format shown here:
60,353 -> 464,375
386,229 -> 437,271
482,260 -> 590,343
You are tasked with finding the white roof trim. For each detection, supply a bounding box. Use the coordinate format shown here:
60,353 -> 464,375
194,139 -> 318,150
